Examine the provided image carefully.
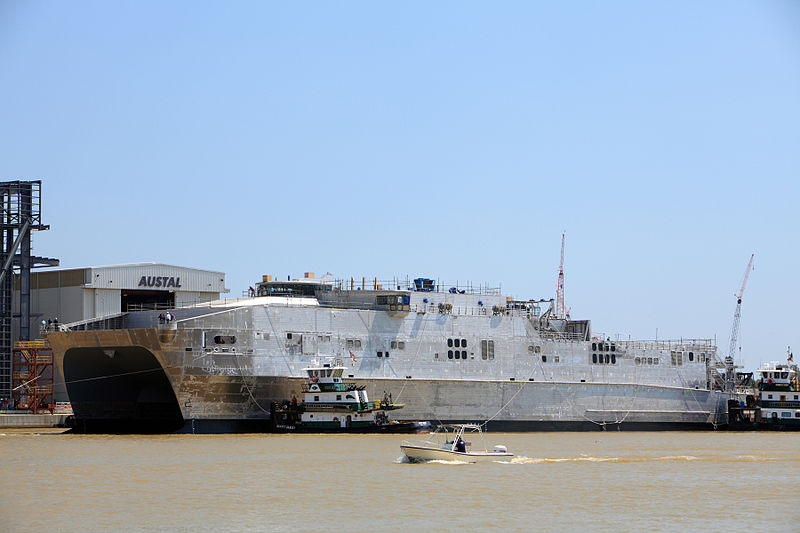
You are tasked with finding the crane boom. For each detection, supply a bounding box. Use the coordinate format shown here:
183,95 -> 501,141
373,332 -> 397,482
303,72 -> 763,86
728,254 -> 754,361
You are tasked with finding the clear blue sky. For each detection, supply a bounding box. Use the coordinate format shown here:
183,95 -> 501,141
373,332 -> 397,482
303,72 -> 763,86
1,1 -> 798,371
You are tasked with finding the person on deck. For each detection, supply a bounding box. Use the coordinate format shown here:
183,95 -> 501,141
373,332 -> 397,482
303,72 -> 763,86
456,437 -> 466,453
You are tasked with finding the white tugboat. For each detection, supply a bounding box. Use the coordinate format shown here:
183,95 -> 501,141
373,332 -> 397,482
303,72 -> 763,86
270,360 -> 430,433
728,353 -> 800,430
400,423 -> 514,463
754,360 -> 800,428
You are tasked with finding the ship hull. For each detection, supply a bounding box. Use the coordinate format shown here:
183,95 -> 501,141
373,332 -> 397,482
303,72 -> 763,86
48,329 -> 734,433
45,297 -> 739,434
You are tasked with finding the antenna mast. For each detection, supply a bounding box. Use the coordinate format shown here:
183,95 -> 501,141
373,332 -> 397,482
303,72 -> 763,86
555,231 -> 566,319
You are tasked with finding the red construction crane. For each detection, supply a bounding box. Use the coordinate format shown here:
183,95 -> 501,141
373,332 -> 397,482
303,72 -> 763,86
555,232 -> 566,319
727,253 -> 754,361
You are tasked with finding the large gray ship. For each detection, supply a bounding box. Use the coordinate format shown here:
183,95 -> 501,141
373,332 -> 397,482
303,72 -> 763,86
46,273 -> 739,433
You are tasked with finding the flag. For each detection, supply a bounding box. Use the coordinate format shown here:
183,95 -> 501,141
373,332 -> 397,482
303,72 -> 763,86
350,351 -> 357,363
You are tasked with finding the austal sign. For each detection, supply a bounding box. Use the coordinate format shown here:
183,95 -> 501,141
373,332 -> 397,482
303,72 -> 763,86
138,276 -> 182,289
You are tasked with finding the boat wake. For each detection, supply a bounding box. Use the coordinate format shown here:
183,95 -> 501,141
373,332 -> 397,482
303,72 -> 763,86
508,455 -> 621,464
503,453 -> 779,464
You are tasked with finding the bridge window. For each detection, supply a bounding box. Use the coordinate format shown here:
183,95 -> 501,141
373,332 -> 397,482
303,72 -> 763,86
448,338 -> 453,348
611,354 -> 616,364
592,354 -> 597,364
448,350 -> 453,359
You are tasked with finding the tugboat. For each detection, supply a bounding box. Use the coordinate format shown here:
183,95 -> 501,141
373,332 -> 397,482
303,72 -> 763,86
753,360 -> 800,429
728,354 -> 800,430
269,360 -> 430,433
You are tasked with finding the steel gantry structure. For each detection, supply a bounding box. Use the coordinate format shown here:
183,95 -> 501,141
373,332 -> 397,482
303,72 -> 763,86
0,180 -> 58,405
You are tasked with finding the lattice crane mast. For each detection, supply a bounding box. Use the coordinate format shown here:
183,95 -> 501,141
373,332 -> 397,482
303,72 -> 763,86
727,253 -> 754,361
555,231 -> 566,319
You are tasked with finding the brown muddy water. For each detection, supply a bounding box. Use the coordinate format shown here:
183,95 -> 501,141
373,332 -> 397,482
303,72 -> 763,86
0,429 -> 797,532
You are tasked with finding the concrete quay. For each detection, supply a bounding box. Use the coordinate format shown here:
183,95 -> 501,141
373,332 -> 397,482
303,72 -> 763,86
0,413 -> 69,428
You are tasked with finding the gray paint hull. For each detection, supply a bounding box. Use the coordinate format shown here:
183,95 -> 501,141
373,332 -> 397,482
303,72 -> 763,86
46,299 -> 737,432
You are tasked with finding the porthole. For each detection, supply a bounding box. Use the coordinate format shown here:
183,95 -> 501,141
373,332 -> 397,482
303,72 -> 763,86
448,350 -> 453,359
462,339 -> 467,348
611,354 -> 616,364
454,339 -> 461,348
592,342 -> 597,351
448,338 -> 453,348
592,353 -> 597,364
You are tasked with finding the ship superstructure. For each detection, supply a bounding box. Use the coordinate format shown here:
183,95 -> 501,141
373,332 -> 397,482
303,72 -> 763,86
45,273 -> 740,433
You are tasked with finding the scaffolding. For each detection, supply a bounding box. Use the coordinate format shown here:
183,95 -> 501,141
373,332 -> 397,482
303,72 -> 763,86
0,180 -> 58,403
11,339 -> 53,413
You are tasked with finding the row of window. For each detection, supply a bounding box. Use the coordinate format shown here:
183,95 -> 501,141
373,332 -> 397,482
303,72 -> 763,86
636,357 -> 659,366
346,339 -> 362,350
765,394 -> 799,400
769,411 -> 800,418
377,351 -> 390,358
592,342 -> 616,352
527,345 -> 542,354
448,350 -> 469,359
670,351 -> 706,365
764,372 -> 789,380
448,338 -> 467,348
345,339 -> 407,350
376,295 -> 409,305
592,353 -> 617,364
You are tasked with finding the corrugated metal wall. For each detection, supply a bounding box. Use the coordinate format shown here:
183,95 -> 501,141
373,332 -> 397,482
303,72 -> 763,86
89,264 -> 227,293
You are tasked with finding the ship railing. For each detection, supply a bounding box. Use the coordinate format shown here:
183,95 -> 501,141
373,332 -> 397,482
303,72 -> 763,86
538,330 -> 587,341
303,402 -> 376,412
43,312 -> 127,333
333,276 -> 502,295
596,337 -> 717,352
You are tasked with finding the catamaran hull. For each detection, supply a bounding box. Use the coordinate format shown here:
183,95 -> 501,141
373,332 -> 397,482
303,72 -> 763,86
47,329 -> 735,433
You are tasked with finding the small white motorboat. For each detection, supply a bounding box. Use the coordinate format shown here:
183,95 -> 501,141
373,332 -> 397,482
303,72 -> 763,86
400,423 -> 513,463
